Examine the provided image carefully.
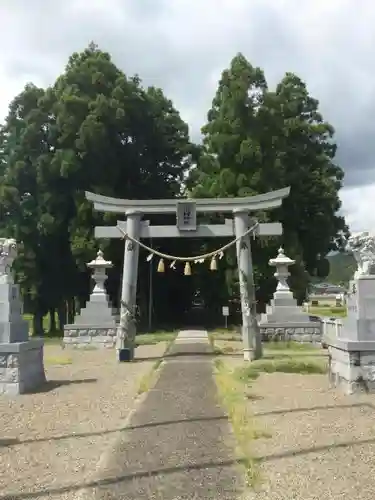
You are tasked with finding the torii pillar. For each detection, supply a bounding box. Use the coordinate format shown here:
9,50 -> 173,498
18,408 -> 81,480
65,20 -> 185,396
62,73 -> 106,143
234,209 -> 261,360
117,211 -> 141,360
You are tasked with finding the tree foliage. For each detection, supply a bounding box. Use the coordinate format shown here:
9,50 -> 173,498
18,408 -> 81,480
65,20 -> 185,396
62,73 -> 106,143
188,53 -> 348,305
0,47 -> 349,332
0,43 -> 193,334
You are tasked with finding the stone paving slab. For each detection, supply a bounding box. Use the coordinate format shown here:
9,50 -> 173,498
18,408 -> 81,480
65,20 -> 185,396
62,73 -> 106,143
82,330 -> 243,499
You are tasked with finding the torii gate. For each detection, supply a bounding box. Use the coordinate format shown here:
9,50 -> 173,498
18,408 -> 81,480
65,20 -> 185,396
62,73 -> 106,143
85,187 -> 290,362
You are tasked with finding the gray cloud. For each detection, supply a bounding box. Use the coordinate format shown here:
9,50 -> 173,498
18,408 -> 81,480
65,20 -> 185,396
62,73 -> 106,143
1,0 -> 375,189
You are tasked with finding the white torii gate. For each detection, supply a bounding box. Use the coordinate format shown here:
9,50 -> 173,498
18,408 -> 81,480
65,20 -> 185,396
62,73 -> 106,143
85,187 -> 290,362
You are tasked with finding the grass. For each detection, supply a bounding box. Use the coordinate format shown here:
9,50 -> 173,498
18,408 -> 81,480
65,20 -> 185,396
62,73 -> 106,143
210,334 -> 322,356
24,311 -> 178,344
238,357 -> 327,381
211,333 -> 242,342
41,337 -> 64,345
23,313 -> 62,336
264,340 -> 319,351
42,330 -> 177,368
303,306 -> 347,318
135,331 -> 177,346
44,355 -> 73,366
26,320 -> 177,347
213,344 -> 328,487
213,358 -> 263,487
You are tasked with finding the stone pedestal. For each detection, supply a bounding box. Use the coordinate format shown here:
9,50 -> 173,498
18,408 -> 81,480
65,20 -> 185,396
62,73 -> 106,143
327,275 -> 375,394
0,339 -> 45,395
63,250 -> 117,348
259,248 -> 321,342
0,237 -> 45,395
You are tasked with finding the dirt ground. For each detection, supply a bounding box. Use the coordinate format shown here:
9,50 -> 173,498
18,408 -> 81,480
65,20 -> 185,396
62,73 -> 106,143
3,336 -> 375,500
0,342 -> 167,500
216,339 -> 375,500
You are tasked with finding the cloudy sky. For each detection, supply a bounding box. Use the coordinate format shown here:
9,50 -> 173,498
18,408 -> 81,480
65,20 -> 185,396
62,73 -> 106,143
0,0 -> 373,230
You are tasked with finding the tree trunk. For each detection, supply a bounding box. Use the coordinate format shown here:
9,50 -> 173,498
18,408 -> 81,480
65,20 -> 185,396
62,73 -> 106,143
58,302 -> 67,330
67,298 -> 75,324
49,308 -> 57,334
33,311 -> 44,337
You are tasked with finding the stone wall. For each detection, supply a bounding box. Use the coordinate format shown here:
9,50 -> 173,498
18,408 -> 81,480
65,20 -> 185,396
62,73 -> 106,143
260,324 -> 322,343
63,326 -> 117,348
328,343 -> 375,394
0,340 -> 45,395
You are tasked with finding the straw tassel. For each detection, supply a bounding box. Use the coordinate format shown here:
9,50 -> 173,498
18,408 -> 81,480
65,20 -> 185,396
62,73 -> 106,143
157,258 -> 165,273
184,262 -> 192,276
210,256 -> 218,271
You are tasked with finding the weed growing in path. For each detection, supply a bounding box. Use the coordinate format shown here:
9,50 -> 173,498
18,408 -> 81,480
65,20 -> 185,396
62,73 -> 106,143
237,356 -> 327,383
213,358 -> 265,487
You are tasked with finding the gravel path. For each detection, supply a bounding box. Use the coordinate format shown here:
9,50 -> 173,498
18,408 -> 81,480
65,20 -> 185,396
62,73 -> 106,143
0,342 -> 167,500
241,371 -> 375,500
78,330 -> 243,500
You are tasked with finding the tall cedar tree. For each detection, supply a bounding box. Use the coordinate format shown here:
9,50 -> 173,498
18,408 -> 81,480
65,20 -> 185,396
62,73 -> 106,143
188,53 -> 348,306
0,44 -> 194,333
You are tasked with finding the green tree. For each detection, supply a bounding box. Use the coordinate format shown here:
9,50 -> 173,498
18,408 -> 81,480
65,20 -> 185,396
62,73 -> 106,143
188,53 -> 348,307
0,84 -> 62,334
0,43 -> 194,334
326,252 -> 356,287
265,72 -> 349,274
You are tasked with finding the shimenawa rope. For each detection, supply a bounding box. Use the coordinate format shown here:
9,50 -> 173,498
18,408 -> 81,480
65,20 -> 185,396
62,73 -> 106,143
116,221 -> 259,262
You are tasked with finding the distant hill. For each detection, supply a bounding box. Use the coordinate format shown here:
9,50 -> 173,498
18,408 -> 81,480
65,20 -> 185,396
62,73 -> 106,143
326,252 -> 356,286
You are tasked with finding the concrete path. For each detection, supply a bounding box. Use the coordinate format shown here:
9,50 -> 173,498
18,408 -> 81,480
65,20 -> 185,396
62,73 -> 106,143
87,329 -> 243,499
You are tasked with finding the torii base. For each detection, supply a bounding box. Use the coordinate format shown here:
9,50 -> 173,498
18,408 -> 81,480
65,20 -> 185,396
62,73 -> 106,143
117,347 -> 135,362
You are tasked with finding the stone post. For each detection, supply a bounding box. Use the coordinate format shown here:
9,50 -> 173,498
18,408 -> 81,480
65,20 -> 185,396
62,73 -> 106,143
117,210 -> 141,361
0,238 -> 45,395
233,210 -> 262,361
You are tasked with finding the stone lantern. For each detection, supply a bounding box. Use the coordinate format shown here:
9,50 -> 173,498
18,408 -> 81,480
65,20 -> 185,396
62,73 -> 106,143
63,249 -> 117,348
269,247 -> 295,294
259,247 -> 320,343
87,249 -> 113,300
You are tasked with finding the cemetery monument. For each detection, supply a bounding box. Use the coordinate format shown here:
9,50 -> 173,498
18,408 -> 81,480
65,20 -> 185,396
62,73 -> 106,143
0,238 -> 45,395
325,231 -> 375,393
